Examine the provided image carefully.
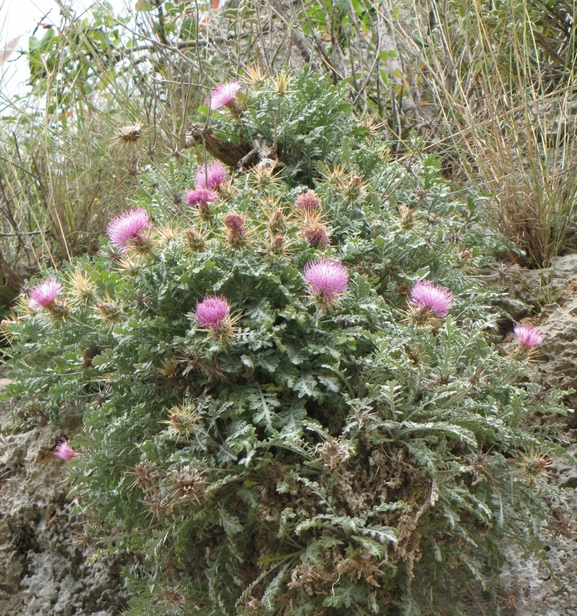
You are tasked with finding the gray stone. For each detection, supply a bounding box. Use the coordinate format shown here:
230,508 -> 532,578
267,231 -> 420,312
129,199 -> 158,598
0,372 -> 128,616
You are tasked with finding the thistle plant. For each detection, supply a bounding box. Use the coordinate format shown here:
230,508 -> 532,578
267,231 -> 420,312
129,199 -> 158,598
4,71 -> 571,616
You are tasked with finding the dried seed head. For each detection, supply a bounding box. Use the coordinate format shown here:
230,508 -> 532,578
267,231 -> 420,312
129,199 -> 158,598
161,587 -> 183,606
316,439 -> 353,470
167,465 -> 208,505
273,71 -> 292,95
142,496 -> 172,518
248,164 -> 281,190
156,225 -> 179,245
68,268 -> 96,305
158,357 -> 179,380
116,123 -> 143,144
127,460 -> 161,493
244,63 -> 267,86
397,203 -> 415,229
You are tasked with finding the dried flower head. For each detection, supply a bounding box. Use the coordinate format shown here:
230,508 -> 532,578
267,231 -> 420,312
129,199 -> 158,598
248,163 -> 282,190
209,80 -> 242,110
196,160 -> 227,190
397,203 -> 415,229
186,188 -> 219,212
410,280 -> 454,318
195,295 -> 230,330
319,163 -> 365,200
68,268 -> 96,305
244,63 -> 267,85
156,224 -> 179,246
116,123 -> 142,144
127,460 -> 161,493
53,438 -> 76,461
161,587 -> 184,607
514,322 -> 543,349
316,439 -> 353,470
302,222 -> 330,248
167,465 -> 208,505
304,258 -> 349,304
273,71 -> 292,95
29,278 -> 62,310
295,191 -> 322,217
106,208 -> 151,251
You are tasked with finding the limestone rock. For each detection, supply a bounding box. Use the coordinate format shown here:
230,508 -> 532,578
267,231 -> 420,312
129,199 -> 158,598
0,374 -> 128,616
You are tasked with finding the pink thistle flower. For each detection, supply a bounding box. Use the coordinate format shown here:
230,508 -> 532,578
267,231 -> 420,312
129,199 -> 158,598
106,208 -> 151,250
196,161 -> 227,190
53,438 -> 76,461
224,212 -> 247,238
514,323 -> 543,348
302,222 -> 330,248
209,80 -> 242,110
196,295 -> 231,330
304,258 -> 349,303
410,280 -> 454,318
295,191 -> 321,216
186,188 -> 219,209
29,278 -> 62,310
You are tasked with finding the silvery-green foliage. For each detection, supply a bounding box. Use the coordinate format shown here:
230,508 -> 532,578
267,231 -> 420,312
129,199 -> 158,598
5,70 -> 569,615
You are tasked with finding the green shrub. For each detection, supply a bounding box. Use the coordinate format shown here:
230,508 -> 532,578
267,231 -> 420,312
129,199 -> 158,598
4,72 -> 569,615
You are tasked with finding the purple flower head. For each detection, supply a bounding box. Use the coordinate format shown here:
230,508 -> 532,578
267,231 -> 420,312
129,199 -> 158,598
410,280 -> 454,318
186,188 -> 219,209
304,258 -> 349,302
196,161 -> 227,190
209,80 -> 242,110
196,295 -> 231,330
224,212 -> 247,238
514,323 -> 543,348
54,438 -> 76,461
29,278 -> 62,310
295,191 -> 321,216
106,208 -> 151,250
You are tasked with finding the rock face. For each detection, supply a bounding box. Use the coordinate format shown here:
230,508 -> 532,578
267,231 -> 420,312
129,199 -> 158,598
503,253 -> 577,417
0,373 -> 128,616
500,486 -> 577,616
496,254 -> 577,615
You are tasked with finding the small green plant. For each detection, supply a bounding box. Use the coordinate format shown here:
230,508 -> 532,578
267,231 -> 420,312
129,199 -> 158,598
4,70 -> 570,615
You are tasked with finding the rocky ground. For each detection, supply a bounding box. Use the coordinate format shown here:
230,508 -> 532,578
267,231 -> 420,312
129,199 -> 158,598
2,256 -> 577,615
0,372 -> 129,616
